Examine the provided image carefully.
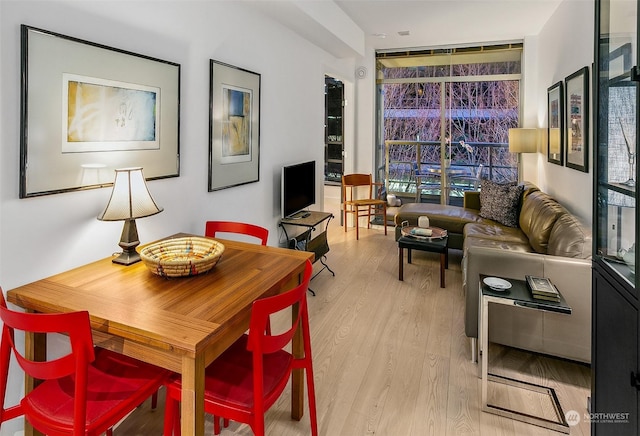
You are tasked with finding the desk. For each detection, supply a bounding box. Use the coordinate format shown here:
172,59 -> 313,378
479,275 -> 571,433
7,235 -> 313,436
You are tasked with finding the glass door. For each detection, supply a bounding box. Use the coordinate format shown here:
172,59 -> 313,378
595,0 -> 638,291
377,45 -> 521,206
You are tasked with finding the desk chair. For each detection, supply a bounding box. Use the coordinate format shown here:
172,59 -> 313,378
163,260 -> 317,436
0,292 -> 171,436
205,221 -> 269,245
342,174 -> 387,240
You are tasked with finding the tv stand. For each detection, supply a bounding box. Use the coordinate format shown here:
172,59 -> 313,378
280,211 -> 335,295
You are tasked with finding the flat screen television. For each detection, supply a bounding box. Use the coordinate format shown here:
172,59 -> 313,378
281,161 -> 316,218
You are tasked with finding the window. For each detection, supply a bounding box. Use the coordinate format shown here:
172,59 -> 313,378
376,43 -> 523,205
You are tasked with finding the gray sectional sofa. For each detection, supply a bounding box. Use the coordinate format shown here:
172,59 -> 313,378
394,182 -> 592,363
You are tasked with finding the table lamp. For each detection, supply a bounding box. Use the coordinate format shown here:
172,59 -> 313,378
98,167 -> 163,265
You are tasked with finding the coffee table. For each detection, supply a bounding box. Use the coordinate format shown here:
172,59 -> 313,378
397,226 -> 448,287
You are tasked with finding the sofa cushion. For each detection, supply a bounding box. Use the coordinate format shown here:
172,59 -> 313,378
464,222 -> 531,246
547,213 -> 592,259
479,180 -> 524,228
519,191 -> 566,254
464,234 -> 534,253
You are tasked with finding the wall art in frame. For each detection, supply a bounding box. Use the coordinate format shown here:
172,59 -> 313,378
209,60 -> 260,191
20,25 -> 180,198
547,81 -> 564,166
564,66 -> 589,172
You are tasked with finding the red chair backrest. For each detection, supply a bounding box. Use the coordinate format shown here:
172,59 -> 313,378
247,260 -> 313,355
0,292 -> 96,432
205,221 -> 269,245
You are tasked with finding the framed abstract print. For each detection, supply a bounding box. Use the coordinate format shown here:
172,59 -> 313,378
20,25 -> 180,198
547,81 -> 564,166
208,60 -> 260,191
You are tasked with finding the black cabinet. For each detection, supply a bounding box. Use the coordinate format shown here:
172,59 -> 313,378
592,262 -> 639,435
325,76 -> 343,184
593,0 -> 640,433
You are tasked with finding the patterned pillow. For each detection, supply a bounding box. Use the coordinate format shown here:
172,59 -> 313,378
479,180 -> 524,228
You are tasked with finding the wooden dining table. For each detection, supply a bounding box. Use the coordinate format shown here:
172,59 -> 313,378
6,234 -> 313,436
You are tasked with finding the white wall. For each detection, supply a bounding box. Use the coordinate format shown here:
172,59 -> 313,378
0,3 -> 353,433
535,0 -> 595,223
350,0 -> 595,226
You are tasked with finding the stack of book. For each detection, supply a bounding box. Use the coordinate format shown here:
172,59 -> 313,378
525,275 -> 560,302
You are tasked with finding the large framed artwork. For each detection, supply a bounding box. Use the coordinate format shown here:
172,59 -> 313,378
547,81 -> 564,166
209,60 -> 260,191
20,25 -> 180,198
565,66 -> 589,172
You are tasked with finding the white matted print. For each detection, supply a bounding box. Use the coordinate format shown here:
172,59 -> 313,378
63,74 -> 160,152
209,59 -> 260,191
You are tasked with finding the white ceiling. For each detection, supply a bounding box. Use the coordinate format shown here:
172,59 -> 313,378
335,0 -> 563,51
250,0 -> 564,56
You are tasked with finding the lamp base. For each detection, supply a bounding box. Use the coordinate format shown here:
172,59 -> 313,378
112,249 -> 141,265
113,219 -> 141,265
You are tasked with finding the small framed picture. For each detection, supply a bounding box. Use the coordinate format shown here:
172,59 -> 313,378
208,60 -> 261,191
564,67 -> 589,172
547,81 -> 564,166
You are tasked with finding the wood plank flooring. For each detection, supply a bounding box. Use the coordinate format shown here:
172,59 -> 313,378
116,218 -> 591,435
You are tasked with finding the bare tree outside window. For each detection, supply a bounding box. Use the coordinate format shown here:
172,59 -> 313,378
376,47 -> 522,205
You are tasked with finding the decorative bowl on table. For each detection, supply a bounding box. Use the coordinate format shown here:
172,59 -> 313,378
140,236 -> 225,278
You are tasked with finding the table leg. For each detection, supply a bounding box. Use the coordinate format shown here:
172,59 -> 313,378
398,246 -> 404,281
439,252 -> 445,288
407,248 -> 412,264
181,355 -> 205,436
481,296 -> 489,410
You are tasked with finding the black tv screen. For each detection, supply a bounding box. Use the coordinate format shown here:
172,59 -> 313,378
281,161 -> 315,218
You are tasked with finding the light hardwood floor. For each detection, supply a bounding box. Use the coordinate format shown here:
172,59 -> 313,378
117,214 -> 591,435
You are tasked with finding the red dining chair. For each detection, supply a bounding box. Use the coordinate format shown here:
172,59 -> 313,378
205,220 -> 270,433
163,259 -> 317,436
205,221 -> 269,245
0,291 -> 172,436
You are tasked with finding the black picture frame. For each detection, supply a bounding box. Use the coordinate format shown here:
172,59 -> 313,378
20,25 -> 180,198
208,60 -> 261,191
564,67 -> 589,172
547,81 -> 564,165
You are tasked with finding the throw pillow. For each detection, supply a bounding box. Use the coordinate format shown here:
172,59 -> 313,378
479,180 -> 524,228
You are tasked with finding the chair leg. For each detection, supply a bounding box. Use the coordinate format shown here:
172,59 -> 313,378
151,390 -> 158,409
343,208 -> 348,233
162,390 -> 181,436
214,416 -> 221,435
107,429 -> 113,436
305,367 -> 319,436
383,204 -> 388,235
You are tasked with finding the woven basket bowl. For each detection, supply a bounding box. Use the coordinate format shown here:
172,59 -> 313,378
140,236 -> 225,278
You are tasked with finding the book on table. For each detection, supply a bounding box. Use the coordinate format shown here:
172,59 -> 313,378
525,275 -> 560,302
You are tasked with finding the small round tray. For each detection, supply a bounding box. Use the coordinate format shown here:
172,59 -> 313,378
400,226 -> 447,240
140,236 -> 225,278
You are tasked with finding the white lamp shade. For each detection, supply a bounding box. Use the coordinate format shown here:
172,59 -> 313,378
508,128 -> 539,153
98,167 -> 163,221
